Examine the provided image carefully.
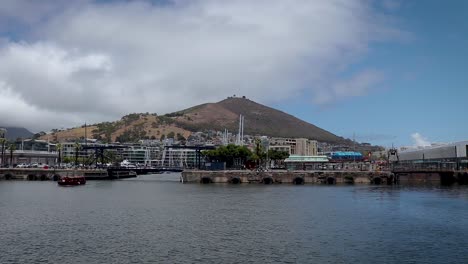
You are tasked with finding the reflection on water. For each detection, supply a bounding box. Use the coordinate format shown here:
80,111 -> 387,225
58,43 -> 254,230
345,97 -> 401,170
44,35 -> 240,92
1,173 -> 467,264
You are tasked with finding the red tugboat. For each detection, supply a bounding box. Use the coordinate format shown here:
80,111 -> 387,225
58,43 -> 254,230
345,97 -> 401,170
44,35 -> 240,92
58,176 -> 86,186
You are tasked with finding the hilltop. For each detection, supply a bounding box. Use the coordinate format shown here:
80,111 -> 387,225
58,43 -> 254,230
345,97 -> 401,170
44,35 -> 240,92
42,97 -> 345,143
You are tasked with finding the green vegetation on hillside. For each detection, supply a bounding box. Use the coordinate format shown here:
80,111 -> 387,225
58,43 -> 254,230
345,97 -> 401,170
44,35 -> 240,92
115,125 -> 148,143
92,122 -> 119,143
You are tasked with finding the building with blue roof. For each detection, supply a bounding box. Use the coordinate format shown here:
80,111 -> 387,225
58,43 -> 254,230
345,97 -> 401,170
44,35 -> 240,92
328,151 -> 364,162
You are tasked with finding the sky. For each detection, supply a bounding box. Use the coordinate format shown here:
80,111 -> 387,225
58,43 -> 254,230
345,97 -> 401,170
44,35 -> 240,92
0,0 -> 466,147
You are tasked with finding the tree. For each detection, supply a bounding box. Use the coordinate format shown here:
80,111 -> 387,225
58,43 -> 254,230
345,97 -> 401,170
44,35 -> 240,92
252,138 -> 267,166
56,143 -> 63,164
8,143 -> 16,167
74,142 -> 81,167
203,144 -> 252,168
268,149 -> 289,168
0,138 -> 6,166
32,131 -> 46,140
176,133 -> 186,141
160,134 -> 166,140
167,131 -> 175,139
268,149 -> 289,161
103,150 -> 122,165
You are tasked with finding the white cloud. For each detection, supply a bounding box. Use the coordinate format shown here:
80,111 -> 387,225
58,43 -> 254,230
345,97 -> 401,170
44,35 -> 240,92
0,0 -> 403,131
313,69 -> 385,105
381,0 -> 402,11
411,132 -> 431,147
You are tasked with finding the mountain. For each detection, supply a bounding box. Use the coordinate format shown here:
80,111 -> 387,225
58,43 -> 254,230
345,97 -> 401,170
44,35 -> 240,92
0,127 -> 34,141
171,97 -> 344,142
41,97 -> 345,143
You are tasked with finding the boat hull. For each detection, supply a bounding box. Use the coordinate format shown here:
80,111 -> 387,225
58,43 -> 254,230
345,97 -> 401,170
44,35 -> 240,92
58,176 -> 86,186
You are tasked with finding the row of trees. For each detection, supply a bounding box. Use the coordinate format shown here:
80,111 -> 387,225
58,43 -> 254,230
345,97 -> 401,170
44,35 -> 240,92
202,141 -> 289,169
0,138 -> 17,167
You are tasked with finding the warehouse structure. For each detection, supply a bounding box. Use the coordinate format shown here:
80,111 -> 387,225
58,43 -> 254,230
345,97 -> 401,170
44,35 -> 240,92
396,141 -> 468,170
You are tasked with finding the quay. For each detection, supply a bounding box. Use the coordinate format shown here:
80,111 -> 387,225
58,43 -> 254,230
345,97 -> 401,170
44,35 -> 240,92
393,169 -> 468,185
183,167 -> 468,185
182,170 -> 396,184
0,168 -> 136,181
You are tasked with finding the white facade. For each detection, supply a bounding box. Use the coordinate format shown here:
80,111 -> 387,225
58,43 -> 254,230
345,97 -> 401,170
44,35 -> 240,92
121,146 -> 160,165
157,148 -> 197,168
398,141 -> 468,161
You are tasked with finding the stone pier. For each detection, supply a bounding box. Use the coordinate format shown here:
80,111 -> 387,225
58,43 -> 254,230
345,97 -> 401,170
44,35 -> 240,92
181,170 -> 395,184
0,168 -> 109,181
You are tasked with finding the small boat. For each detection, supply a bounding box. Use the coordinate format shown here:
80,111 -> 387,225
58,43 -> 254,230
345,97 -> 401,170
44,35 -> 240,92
58,176 -> 86,186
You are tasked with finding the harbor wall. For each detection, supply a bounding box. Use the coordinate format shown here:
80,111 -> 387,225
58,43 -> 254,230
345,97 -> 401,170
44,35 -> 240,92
0,168 -> 109,180
182,170 -> 395,184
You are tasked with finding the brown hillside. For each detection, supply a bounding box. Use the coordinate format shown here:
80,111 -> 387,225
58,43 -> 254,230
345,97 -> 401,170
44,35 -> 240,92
41,97 -> 344,143
41,114 -> 191,143
174,97 -> 344,143
41,126 -> 98,142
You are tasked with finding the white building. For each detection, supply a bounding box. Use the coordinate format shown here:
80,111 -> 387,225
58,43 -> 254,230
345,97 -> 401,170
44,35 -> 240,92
156,148 -> 198,168
120,145 -> 160,165
398,141 -> 468,161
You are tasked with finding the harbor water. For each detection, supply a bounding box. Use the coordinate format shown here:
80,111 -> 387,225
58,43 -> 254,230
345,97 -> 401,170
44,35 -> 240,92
1,173 -> 468,263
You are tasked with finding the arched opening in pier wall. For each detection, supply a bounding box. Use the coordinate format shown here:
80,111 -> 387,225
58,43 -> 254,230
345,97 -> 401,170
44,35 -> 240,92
40,175 -> 47,181
4,174 -> 12,180
200,177 -> 213,184
229,177 -> 241,184
53,175 -> 60,181
263,177 -> 273,185
373,177 -> 382,185
327,177 -> 336,185
458,173 -> 468,185
440,172 -> 456,186
344,176 -> 354,184
292,177 -> 304,185
27,174 -> 37,181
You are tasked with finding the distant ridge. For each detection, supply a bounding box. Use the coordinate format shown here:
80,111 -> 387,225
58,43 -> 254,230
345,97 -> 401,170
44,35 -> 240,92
0,126 -> 34,140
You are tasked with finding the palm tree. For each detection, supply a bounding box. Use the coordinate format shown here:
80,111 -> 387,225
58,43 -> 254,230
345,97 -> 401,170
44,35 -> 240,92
253,138 -> 266,167
0,138 -> 6,166
56,143 -> 62,165
9,143 -> 16,168
74,142 -> 81,167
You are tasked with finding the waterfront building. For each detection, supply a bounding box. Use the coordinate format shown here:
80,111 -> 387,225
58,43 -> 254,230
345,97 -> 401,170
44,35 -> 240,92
7,139 -> 58,165
15,139 -> 53,152
61,141 -> 102,159
284,155 -> 329,170
120,145 -> 160,165
269,145 -> 292,154
156,148 -> 197,168
398,141 -> 468,163
138,139 -> 163,146
269,137 -> 318,156
6,150 -> 58,166
328,151 -> 364,162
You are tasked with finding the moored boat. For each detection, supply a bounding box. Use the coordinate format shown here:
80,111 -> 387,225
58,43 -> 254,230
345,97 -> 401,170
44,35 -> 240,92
58,176 -> 86,186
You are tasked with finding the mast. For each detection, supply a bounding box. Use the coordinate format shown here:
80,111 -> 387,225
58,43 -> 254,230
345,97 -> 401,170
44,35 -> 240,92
241,115 -> 244,146
84,122 -> 87,146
